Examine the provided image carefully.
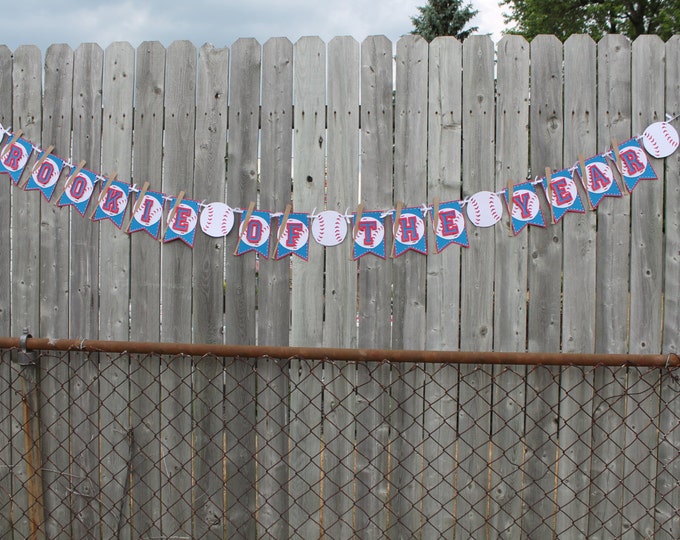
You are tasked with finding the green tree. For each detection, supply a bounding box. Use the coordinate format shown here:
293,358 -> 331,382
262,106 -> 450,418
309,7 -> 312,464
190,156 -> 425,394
501,0 -> 680,41
411,0 -> 479,41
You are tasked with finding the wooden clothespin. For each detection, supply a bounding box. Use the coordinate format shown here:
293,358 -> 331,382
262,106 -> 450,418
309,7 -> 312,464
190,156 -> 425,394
351,204 -> 364,260
545,167 -> 556,224
610,137 -> 628,195
506,179 -> 514,236
432,196 -> 441,233
577,154 -> 594,210
234,201 -> 256,255
391,201 -> 403,258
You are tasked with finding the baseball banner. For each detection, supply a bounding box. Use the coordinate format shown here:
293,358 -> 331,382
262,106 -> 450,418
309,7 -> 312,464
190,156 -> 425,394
540,168 -> 585,224
0,135 -> 33,185
92,179 -> 131,229
128,189 -> 165,239
578,154 -> 622,209
24,151 -> 64,201
505,181 -> 546,235
352,211 -> 386,260
615,138 -> 657,192
393,206 -> 428,257
163,197 -> 201,247
275,212 -> 310,260
57,168 -> 98,216
235,210 -> 272,257
432,200 -> 469,251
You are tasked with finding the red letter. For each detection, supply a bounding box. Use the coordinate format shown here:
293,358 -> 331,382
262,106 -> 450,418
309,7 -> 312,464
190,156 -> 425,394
34,161 -> 55,185
620,149 -> 645,175
550,177 -> 573,206
246,219 -> 262,243
102,188 -> 123,213
284,221 -> 303,248
173,206 -> 192,233
589,165 -> 611,191
69,175 -> 87,199
398,215 -> 419,242
140,198 -> 154,223
358,219 -> 378,246
439,210 -> 460,236
2,144 -> 24,170
511,192 -> 533,219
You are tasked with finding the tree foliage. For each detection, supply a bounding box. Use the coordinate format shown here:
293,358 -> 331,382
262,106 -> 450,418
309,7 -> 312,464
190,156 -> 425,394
411,0 -> 479,41
501,0 -> 680,41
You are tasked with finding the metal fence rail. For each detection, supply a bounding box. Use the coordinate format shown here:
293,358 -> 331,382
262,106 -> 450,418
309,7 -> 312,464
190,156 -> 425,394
0,347 -> 678,539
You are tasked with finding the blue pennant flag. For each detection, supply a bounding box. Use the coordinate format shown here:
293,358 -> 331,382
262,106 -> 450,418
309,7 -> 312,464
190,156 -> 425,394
275,213 -> 310,260
92,180 -> 131,229
579,154 -> 621,209
235,210 -> 272,257
615,138 -> 657,193
128,189 -> 165,239
0,136 -> 33,185
24,152 -> 64,201
352,211 -> 386,260
393,207 -> 428,257
57,168 -> 98,216
541,168 -> 585,224
505,181 -> 546,236
163,197 -> 201,247
432,200 -> 468,251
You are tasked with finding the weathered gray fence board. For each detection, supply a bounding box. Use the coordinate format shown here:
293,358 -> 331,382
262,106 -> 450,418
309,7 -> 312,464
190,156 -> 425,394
0,44 -> 12,539
657,35 -> 680,540
289,35 -> 325,539
158,40 -> 196,539
488,34 -> 530,540
555,34 -> 597,540
521,36 -> 564,540
38,44 -> 74,540
388,34 -> 429,539
588,34 -> 632,540
11,45 -> 44,540
323,36 -> 359,540
97,42 -> 135,540
192,43 -> 229,540
456,35 -> 495,538
223,38 -> 260,539
128,40 -> 165,540
257,37 -> 293,539
621,36 -> 665,540
355,34 -> 393,538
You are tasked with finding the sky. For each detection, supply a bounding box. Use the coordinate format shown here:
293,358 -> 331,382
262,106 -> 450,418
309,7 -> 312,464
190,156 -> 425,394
1,0 -> 507,53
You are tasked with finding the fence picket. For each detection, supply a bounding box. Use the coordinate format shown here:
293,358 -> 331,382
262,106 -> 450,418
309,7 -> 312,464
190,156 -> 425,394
588,34 -> 632,539
159,40 -> 197,538
10,45 -> 44,540
356,34 -> 394,538
456,35 -> 495,538
289,36 -> 326,539
223,38 -> 260,539
489,34 -> 530,540
129,40 -> 165,539
323,35 -> 360,540
556,34 -> 597,540
0,44 -> 12,540
192,42 -> 229,540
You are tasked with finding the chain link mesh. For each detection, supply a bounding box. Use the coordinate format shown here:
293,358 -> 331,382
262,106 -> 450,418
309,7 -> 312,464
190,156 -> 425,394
0,349 -> 677,539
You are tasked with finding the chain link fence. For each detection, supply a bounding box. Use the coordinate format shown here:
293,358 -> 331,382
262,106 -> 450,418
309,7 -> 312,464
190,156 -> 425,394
0,347 -> 677,539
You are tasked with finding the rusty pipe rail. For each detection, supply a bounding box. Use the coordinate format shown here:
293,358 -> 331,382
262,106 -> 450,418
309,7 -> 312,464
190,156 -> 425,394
0,336 -> 678,367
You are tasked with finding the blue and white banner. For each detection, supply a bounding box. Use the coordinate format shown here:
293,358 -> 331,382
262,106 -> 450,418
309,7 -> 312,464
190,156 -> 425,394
92,180 -> 131,229
393,207 -> 427,257
128,190 -> 165,239
579,154 -> 621,209
505,181 -> 546,235
57,168 -> 98,216
0,136 -> 33,185
541,168 -> 585,223
352,211 -> 386,260
235,210 -> 272,257
615,138 -> 657,192
24,152 -> 65,201
275,213 -> 310,260
432,201 -> 468,251
164,197 -> 201,247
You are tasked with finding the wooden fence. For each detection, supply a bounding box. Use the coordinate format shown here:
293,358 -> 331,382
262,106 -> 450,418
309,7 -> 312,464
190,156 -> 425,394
0,34 -> 678,539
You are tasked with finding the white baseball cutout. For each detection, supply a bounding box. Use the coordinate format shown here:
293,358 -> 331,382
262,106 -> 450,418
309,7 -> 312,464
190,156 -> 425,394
395,212 -> 425,245
134,194 -> 163,225
99,187 -> 128,217
466,191 -> 503,227
311,210 -> 348,246
168,203 -> 198,233
239,214 -> 270,247
436,208 -> 465,239
200,202 -> 235,238
643,121 -> 679,158
64,173 -> 95,204
548,174 -> 578,208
